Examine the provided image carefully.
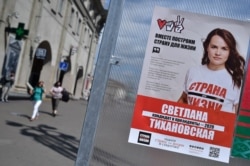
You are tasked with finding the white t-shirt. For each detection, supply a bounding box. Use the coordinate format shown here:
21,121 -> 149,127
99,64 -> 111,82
50,86 -> 63,99
183,65 -> 240,113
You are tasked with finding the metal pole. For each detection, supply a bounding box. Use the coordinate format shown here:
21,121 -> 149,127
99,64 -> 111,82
74,0 -> 125,165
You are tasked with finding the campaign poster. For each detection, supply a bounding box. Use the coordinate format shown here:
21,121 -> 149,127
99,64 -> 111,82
231,46 -> 250,160
2,36 -> 22,77
128,6 -> 250,163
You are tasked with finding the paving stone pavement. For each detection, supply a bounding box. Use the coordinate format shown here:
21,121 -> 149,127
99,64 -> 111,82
0,98 -> 87,166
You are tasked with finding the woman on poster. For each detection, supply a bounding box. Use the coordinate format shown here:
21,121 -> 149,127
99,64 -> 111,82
178,28 -> 245,113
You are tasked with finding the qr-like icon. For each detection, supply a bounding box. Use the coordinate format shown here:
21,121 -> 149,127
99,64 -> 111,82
209,147 -> 220,158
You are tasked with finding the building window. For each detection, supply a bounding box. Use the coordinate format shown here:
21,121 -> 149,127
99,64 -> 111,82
75,12 -> 79,32
82,27 -> 88,44
77,19 -> 82,35
69,8 -> 75,27
58,0 -> 65,16
50,0 -> 58,14
87,34 -> 92,48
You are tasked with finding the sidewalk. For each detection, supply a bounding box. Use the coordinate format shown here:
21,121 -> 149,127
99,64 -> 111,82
8,91 -> 31,100
7,91 -> 82,101
0,87 -> 31,100
0,98 -> 87,166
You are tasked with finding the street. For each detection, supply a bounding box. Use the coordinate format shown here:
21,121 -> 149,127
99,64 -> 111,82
0,99 -> 87,166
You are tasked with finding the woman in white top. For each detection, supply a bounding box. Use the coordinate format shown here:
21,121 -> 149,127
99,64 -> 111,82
178,28 -> 245,113
50,81 -> 63,116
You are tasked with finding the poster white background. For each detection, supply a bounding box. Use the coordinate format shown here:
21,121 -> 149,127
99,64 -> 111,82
138,6 -> 250,101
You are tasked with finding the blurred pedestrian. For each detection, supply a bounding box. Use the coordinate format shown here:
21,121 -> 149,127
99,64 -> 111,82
30,81 -> 45,121
49,81 -> 63,117
1,72 -> 15,102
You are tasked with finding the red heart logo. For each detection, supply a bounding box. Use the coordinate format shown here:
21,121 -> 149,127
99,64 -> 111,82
157,19 -> 166,30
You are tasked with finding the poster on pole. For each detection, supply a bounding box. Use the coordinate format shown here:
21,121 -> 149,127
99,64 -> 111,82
2,36 -> 22,77
128,6 -> 250,163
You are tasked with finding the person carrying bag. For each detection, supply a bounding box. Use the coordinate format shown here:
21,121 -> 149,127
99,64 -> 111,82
49,81 -> 63,117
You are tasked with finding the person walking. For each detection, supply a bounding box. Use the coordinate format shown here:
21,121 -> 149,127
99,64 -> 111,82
49,81 -> 63,117
1,72 -> 15,102
30,81 -> 45,121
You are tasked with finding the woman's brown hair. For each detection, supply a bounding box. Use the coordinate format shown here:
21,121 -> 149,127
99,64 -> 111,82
201,28 -> 245,88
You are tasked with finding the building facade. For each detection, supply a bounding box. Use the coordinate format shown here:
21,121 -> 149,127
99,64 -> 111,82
0,0 -> 107,99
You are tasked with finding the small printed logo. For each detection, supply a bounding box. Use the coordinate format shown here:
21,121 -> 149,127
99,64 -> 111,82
188,144 -> 205,154
157,15 -> 184,33
152,46 -> 160,53
157,19 -> 167,30
138,131 -> 151,145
